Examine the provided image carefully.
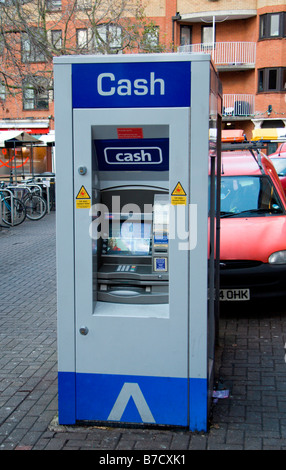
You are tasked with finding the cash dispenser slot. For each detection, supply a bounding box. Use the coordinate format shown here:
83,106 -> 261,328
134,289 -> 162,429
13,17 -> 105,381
97,192 -> 169,304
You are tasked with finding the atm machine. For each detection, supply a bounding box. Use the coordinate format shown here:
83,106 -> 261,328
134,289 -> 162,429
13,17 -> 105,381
92,131 -> 170,306
96,190 -> 169,305
54,53 -> 221,431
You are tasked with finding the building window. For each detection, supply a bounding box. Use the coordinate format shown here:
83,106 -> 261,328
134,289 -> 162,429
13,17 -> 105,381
202,25 -> 215,45
76,0 -> 92,9
180,26 -> 192,46
51,30 -> 62,50
143,26 -> 159,50
76,28 -> 88,51
46,0 -> 61,10
23,78 -> 49,110
0,82 -> 5,101
259,12 -> 286,39
94,24 -> 122,51
21,32 -> 47,63
258,67 -> 286,92
269,69 -> 278,90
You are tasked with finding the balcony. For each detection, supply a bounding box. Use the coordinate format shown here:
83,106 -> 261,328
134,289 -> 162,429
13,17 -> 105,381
223,94 -> 255,119
179,42 -> 256,70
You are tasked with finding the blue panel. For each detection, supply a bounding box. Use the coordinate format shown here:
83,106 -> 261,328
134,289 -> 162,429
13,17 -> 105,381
94,138 -> 169,171
75,373 -> 188,426
58,372 -> 76,425
58,372 -> 209,430
72,62 -> 191,108
189,377 -> 208,431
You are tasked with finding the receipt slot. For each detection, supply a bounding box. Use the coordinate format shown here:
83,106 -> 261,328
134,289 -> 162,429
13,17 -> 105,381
54,53 -> 221,431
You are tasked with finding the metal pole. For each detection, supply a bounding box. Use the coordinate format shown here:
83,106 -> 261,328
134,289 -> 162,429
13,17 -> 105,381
31,144 -> 34,177
0,191 -> 2,227
213,16 -> 215,49
14,141 -> 17,183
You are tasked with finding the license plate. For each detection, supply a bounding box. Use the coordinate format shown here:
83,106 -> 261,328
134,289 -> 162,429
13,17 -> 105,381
220,289 -> 250,301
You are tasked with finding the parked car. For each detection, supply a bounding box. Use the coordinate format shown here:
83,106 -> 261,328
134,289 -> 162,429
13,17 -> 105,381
218,140 -> 286,303
268,142 -> 286,195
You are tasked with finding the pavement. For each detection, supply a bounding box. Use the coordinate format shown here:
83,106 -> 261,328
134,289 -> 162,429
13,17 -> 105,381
1,211 -> 286,452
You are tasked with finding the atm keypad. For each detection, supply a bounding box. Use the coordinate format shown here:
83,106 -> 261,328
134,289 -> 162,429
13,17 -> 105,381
116,265 -> 136,272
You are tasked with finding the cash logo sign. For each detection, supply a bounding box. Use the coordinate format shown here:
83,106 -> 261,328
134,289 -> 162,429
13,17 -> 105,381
97,72 -> 165,97
72,61 -> 191,108
104,147 -> 162,165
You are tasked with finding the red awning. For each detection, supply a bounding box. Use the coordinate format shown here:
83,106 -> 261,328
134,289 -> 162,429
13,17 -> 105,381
0,128 -> 49,134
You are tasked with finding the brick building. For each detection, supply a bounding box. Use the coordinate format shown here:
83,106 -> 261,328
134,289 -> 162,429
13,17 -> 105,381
0,0 -> 285,176
170,0 -> 286,143
144,0 -> 285,141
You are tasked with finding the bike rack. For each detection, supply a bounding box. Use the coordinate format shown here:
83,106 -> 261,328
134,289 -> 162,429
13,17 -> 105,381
1,178 -> 52,224
0,187 -> 14,226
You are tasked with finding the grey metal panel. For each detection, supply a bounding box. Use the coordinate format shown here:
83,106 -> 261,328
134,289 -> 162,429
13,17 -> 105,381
54,52 -> 210,65
54,63 -> 76,373
73,107 -> 190,378
188,59 -> 211,381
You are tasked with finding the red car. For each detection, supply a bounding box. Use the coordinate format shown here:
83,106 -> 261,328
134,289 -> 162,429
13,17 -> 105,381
218,140 -> 286,303
268,142 -> 286,195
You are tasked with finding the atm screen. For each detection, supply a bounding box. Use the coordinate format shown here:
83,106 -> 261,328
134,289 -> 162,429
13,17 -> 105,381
105,220 -> 152,256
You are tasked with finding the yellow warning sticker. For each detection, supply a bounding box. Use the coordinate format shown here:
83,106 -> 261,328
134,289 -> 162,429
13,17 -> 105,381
77,186 -> 90,199
171,182 -> 187,205
76,185 -> 91,209
172,182 -> 186,196
171,196 -> 187,205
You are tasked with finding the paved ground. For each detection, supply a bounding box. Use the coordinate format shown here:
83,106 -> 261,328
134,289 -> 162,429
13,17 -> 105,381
1,212 -> 286,451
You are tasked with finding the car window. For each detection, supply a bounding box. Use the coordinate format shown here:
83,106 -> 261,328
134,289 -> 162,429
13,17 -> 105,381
270,158 -> 286,176
220,175 -> 284,216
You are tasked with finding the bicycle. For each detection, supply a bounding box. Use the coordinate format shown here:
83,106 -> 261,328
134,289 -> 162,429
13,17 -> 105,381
4,180 -> 47,221
0,185 -> 26,226
23,187 -> 47,221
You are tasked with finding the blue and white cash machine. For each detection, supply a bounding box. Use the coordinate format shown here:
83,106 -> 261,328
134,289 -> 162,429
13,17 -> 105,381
54,52 -> 222,431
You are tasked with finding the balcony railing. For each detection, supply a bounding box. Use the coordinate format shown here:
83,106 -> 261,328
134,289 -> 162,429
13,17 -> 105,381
223,94 -> 255,117
179,42 -> 256,68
